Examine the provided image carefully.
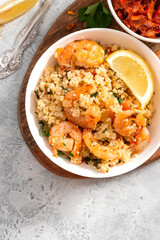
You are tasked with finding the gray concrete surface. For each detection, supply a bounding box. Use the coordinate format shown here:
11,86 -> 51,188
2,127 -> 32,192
0,0 -> 160,239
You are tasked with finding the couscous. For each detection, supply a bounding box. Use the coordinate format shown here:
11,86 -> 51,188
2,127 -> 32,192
34,40 -> 154,173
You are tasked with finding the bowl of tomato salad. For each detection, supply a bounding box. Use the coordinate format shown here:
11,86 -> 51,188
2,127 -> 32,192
107,0 -> 160,43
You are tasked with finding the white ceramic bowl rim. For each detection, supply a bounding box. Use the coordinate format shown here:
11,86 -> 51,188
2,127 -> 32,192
25,28 -> 160,178
107,0 -> 160,43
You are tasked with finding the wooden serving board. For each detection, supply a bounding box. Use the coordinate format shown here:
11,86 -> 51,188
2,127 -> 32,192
17,0 -> 160,179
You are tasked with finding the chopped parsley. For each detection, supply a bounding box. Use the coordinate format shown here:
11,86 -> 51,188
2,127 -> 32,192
57,150 -> 66,156
69,152 -> 74,157
39,121 -> 49,137
91,91 -> 98,97
102,128 -> 108,133
34,90 -> 39,99
93,159 -> 102,168
84,157 -> 91,165
45,86 -> 54,95
118,159 -> 122,164
105,49 -> 108,55
62,86 -> 69,92
57,150 -> 71,160
84,157 -> 102,169
113,92 -> 124,104
63,143 -> 66,146
78,0 -> 113,28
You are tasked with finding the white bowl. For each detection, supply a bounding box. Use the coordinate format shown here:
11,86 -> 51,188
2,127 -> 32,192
25,28 -> 160,178
107,0 -> 160,43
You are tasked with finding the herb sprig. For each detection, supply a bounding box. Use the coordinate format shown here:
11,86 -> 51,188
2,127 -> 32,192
78,0 -> 113,28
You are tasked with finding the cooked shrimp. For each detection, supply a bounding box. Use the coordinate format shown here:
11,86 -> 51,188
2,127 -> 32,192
83,129 -> 131,161
113,110 -> 150,154
113,110 -> 146,137
131,127 -> 150,154
64,86 -> 101,129
55,40 -> 105,68
104,98 -> 116,122
49,121 -> 82,161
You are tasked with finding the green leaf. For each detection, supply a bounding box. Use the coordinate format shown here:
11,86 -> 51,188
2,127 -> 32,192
78,7 -> 88,22
78,1 -> 113,28
84,2 -> 100,16
85,15 -> 97,28
102,4 -> 113,18
94,3 -> 111,28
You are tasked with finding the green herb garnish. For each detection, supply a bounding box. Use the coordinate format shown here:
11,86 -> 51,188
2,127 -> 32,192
113,92 -> 124,104
34,90 -> 39,99
105,49 -> 108,55
57,150 -> 71,160
91,91 -> 98,97
62,86 -> 69,92
93,159 -> 102,168
39,121 -> 49,137
57,150 -> 66,156
84,157 -> 91,164
69,153 -> 74,157
84,157 -> 102,169
102,128 -> 108,133
45,86 -> 54,95
78,0 -> 113,28
118,159 -> 122,164
63,143 -> 66,146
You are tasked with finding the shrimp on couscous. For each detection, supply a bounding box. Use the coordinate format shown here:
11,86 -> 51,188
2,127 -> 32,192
34,40 -> 154,173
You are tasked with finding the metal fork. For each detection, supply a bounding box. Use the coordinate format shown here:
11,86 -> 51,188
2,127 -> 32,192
0,0 -> 54,79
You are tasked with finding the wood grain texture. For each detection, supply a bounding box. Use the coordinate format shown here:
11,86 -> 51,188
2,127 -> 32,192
17,0 -> 160,179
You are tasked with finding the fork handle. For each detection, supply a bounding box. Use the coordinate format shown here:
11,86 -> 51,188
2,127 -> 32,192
0,0 -> 54,79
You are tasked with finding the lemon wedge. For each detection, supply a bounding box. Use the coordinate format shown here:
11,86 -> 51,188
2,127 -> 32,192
0,0 -> 38,25
106,50 -> 154,109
